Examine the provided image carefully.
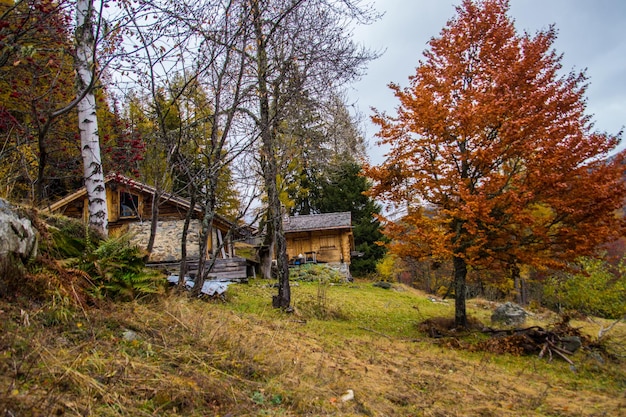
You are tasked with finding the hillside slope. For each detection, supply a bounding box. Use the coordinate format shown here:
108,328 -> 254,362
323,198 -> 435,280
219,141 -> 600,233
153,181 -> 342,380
1,281 -> 624,416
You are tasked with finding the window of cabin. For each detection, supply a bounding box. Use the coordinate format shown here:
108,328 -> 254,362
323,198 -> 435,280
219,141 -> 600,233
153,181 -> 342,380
119,192 -> 139,218
319,234 -> 337,249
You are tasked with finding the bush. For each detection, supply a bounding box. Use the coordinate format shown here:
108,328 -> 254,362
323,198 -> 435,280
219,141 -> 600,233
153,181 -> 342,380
543,256 -> 626,319
73,234 -> 166,301
375,254 -> 397,281
289,264 -> 345,283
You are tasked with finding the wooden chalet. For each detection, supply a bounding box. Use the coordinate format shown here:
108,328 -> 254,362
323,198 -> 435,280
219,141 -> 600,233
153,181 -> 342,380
283,212 -> 354,267
44,174 -> 241,264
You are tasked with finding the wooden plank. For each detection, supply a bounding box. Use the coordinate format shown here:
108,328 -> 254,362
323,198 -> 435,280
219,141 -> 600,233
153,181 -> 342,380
147,257 -> 250,278
207,271 -> 248,280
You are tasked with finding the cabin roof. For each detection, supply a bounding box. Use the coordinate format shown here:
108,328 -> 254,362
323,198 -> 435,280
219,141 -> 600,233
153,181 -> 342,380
45,173 -> 200,214
283,212 -> 352,233
43,173 -> 244,232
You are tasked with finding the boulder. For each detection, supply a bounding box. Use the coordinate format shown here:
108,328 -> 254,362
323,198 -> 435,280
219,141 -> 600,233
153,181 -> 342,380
491,301 -> 529,326
0,199 -> 38,262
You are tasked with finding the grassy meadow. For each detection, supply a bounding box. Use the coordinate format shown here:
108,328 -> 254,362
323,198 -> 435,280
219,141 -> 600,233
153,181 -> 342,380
1,278 -> 624,416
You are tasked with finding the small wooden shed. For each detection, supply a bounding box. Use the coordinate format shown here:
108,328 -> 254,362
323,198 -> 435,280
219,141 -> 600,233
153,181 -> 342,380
283,212 -> 354,266
44,174 -> 238,262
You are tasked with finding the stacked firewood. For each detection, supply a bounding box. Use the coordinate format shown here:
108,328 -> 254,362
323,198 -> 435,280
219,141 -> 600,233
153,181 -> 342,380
476,317 -> 588,364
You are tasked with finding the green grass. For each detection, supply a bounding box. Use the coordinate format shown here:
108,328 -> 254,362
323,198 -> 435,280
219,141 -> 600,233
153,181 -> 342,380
225,280 -> 431,341
1,278 -> 624,416
229,279 -> 626,392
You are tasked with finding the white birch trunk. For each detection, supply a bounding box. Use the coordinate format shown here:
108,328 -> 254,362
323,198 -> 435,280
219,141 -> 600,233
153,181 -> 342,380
75,0 -> 108,236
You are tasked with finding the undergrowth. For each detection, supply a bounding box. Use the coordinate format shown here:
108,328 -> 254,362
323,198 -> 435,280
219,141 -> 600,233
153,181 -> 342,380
0,281 -> 624,416
289,263 -> 346,283
27,215 -> 166,304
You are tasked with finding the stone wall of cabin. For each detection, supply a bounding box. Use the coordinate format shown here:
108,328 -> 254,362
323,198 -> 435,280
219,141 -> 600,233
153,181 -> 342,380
127,219 -> 201,262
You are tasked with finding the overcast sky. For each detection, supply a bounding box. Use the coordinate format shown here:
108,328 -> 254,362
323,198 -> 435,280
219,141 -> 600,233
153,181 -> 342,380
349,0 -> 626,164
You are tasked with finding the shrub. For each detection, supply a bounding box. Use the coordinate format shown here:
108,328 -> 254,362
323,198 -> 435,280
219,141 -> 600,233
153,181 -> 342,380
75,234 -> 166,301
289,264 -> 344,283
543,256 -> 626,319
375,253 -> 397,281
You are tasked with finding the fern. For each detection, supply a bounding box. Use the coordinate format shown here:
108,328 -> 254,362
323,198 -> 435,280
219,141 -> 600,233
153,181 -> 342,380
104,271 -> 165,301
80,234 -> 165,301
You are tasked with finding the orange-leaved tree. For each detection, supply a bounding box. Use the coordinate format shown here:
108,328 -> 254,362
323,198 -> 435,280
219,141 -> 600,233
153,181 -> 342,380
365,0 -> 626,327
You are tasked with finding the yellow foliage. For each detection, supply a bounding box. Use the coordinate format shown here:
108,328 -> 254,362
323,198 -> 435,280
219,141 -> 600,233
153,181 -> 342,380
375,254 -> 397,281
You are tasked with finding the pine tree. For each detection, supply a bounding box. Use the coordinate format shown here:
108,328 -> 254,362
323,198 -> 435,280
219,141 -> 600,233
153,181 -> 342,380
313,160 -> 386,276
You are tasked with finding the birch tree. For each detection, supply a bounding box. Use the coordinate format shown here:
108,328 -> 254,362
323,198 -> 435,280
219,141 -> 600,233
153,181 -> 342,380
74,0 -> 108,235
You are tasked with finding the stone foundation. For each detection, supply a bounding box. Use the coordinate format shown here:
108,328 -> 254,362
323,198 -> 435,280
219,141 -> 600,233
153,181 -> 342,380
128,220 -> 201,262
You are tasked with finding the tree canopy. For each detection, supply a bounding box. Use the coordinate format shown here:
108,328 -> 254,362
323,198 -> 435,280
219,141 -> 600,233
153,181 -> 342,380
0,0 -> 80,202
365,0 -> 626,326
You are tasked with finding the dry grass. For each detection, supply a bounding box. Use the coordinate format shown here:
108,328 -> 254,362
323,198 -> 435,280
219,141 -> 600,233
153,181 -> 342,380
1,279 -> 624,416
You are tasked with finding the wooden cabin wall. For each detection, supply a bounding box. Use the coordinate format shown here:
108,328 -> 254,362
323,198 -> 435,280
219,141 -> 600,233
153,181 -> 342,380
107,186 -> 198,222
340,232 -> 352,264
285,230 -> 351,264
60,198 -> 87,220
107,188 -> 119,221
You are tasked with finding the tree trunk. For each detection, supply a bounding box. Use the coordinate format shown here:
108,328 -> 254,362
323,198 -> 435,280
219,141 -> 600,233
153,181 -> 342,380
35,130 -> 48,204
258,239 -> 274,279
251,0 -> 290,309
193,175 -> 219,295
146,181 -> 161,255
453,255 -> 468,328
75,0 -> 107,236
193,212 -> 213,295
272,221 -> 291,308
511,262 -> 528,306
178,188 -> 196,286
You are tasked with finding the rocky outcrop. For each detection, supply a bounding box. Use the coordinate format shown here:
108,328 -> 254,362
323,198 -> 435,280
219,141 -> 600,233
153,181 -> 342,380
0,199 -> 37,262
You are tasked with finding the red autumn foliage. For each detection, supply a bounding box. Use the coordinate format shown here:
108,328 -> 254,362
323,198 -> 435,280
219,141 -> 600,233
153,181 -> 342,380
0,0 -> 81,201
365,0 -> 626,326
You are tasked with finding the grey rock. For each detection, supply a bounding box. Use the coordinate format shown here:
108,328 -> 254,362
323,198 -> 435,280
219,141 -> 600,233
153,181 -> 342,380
560,336 -> 582,353
0,199 -> 37,262
491,301 -> 529,326
122,330 -> 140,341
